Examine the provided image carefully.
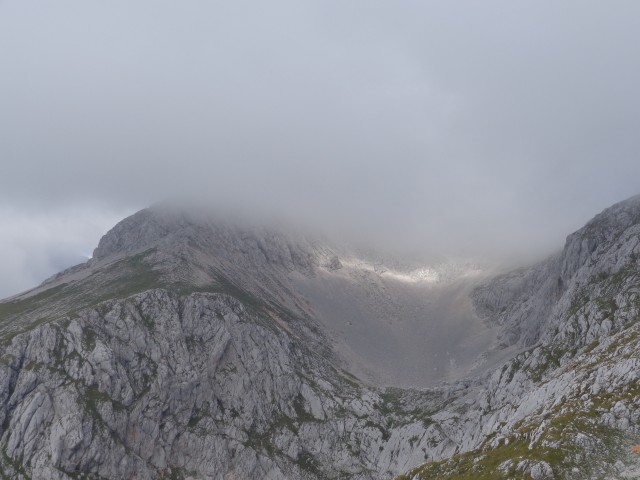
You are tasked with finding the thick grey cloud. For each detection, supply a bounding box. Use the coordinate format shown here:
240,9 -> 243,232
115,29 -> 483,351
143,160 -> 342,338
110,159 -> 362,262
1,1 -> 640,296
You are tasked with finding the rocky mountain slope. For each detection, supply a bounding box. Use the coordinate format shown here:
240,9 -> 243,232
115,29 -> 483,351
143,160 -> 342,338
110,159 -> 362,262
402,194 -> 640,479
1,196 -> 640,479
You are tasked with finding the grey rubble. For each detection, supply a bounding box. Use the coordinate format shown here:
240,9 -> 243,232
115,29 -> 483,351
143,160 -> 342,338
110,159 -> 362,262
2,196 -> 640,479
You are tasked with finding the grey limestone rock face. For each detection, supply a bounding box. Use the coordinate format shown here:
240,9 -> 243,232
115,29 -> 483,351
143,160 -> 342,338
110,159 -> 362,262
0,290 -> 406,479
3,195 -> 640,479
403,194 -> 640,479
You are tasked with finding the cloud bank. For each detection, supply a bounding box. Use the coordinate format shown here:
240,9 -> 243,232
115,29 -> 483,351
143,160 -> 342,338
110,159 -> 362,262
1,1 -> 640,296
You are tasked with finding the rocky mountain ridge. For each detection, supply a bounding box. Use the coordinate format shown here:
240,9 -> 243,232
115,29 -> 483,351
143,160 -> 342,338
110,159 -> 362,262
404,194 -> 640,479
1,196 -> 640,478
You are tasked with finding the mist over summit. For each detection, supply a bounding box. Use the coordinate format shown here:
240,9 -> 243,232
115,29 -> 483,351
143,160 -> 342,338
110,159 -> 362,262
76,203 -> 505,388
3,1 -> 640,294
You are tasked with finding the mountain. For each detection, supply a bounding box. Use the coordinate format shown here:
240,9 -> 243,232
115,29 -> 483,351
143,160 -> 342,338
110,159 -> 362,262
402,194 -> 640,479
1,197 -> 640,479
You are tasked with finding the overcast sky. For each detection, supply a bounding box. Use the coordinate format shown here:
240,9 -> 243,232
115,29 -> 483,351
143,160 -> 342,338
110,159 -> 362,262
2,1 -> 640,298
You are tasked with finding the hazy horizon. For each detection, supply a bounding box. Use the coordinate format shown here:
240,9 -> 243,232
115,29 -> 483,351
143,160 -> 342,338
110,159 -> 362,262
2,1 -> 640,297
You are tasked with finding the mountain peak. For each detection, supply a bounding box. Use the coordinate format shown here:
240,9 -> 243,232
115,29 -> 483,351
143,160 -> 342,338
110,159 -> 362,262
91,206 -> 326,274
92,208 -> 165,260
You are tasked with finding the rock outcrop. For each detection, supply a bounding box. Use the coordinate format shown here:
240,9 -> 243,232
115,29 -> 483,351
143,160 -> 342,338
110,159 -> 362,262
403,194 -> 640,479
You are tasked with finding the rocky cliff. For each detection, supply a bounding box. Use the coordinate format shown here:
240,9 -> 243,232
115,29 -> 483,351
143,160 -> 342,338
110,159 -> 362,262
402,194 -> 640,479
1,196 -> 640,479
